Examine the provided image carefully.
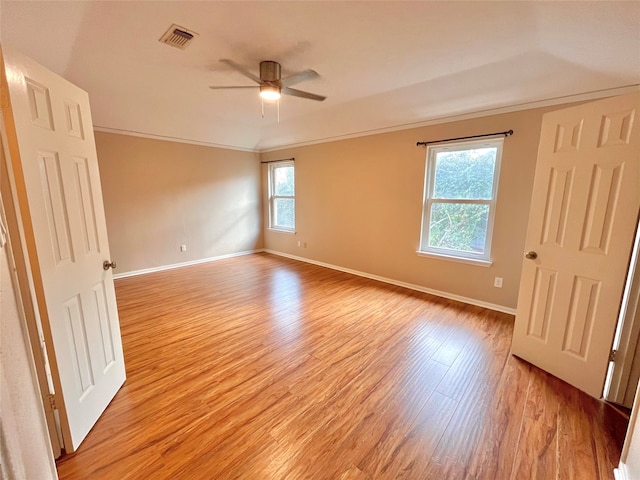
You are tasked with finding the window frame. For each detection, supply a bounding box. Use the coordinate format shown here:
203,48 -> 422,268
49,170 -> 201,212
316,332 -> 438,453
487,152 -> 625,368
418,137 -> 503,265
268,160 -> 295,233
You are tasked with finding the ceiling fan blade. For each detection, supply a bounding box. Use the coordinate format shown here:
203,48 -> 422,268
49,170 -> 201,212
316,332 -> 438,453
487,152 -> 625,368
209,86 -> 258,90
282,87 -> 326,102
219,59 -> 261,84
280,69 -> 319,87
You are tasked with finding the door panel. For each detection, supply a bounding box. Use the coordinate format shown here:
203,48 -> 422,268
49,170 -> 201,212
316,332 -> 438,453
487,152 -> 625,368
2,48 -> 125,451
580,161 -> 622,254
513,93 -> 640,398
540,166 -> 573,247
525,267 -> 557,341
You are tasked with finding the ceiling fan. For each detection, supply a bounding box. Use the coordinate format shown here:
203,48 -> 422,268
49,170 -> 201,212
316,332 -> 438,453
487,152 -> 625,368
210,59 -> 326,102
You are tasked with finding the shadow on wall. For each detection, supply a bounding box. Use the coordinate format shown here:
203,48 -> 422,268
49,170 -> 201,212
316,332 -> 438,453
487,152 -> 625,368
95,132 -> 262,274
259,50 -> 629,149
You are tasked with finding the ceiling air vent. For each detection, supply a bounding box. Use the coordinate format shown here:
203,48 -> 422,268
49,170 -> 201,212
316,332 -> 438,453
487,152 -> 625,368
159,24 -> 198,50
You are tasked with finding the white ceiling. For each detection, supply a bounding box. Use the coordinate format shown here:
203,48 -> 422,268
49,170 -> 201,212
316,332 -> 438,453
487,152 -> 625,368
1,1 -> 639,151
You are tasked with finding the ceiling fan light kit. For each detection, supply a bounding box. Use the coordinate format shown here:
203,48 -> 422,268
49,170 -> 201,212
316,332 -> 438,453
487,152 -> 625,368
258,61 -> 282,101
210,58 -> 326,116
259,84 -> 281,101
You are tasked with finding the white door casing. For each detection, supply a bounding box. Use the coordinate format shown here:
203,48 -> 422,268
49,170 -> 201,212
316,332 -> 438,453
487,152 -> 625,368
512,93 -> 640,399
606,219 -> 640,408
2,49 -> 126,451
1,122 -> 63,458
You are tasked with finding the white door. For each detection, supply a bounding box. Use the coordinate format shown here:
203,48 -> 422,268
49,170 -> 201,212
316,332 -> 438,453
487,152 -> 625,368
2,48 -> 125,451
512,93 -> 640,399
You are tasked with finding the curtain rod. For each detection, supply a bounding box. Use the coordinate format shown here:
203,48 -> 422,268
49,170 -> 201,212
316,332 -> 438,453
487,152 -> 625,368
260,157 -> 295,164
416,130 -> 513,147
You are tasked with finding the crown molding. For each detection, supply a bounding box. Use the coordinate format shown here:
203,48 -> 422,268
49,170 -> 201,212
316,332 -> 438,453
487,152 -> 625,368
259,85 -> 640,153
94,85 -> 640,154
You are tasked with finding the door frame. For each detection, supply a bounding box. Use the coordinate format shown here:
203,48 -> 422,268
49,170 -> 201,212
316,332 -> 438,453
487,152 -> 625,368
0,59 -> 64,456
2,45 -> 130,456
605,216 -> 640,406
0,115 -> 63,456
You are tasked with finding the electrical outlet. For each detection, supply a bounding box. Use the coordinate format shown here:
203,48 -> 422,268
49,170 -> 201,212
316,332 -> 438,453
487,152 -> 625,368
180,244 -> 187,252
494,277 -> 503,288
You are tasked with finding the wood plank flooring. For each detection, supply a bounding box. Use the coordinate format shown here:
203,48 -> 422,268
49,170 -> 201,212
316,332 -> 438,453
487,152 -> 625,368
55,253 -> 628,480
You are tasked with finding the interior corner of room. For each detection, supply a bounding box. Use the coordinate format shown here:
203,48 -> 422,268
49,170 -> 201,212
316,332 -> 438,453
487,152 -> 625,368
1,1 -> 640,479
97,108 -> 544,313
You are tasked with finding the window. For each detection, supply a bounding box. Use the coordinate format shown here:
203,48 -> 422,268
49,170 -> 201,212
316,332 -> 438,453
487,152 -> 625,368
419,138 -> 502,264
268,161 -> 295,231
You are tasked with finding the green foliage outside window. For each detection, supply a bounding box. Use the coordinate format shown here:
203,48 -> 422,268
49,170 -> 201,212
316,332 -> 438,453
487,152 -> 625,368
422,144 -> 500,257
274,198 -> 295,229
428,148 -> 496,253
271,163 -> 295,230
274,166 -> 294,196
428,203 -> 489,253
433,148 -> 496,200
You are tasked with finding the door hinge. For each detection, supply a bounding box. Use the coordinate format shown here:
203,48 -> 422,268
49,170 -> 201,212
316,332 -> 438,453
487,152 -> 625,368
47,393 -> 57,410
609,349 -> 618,362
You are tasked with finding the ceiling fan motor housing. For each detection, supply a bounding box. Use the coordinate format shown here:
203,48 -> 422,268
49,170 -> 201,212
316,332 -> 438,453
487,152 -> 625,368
260,61 -> 281,82
211,58 -> 326,102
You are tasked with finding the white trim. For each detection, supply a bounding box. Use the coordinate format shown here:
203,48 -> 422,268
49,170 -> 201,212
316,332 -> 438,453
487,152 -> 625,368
419,137 -> 502,263
112,250 -> 260,279
416,250 -> 493,267
267,228 -> 296,235
618,380 -> 640,480
1,110 -> 62,468
268,160 -> 295,231
614,465 -> 628,480
605,216 -> 640,406
115,249 -> 516,313
263,249 -> 516,315
259,85 -> 640,153
94,87 -> 639,155
93,126 -> 258,153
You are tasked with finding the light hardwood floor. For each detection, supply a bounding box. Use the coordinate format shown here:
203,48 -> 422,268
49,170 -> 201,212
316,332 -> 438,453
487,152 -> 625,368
56,253 -> 628,479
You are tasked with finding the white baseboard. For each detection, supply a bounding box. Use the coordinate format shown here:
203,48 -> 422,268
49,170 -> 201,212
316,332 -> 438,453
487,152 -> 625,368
114,248 -> 517,315
112,250 -> 261,279
263,249 -> 517,315
614,465 -> 628,480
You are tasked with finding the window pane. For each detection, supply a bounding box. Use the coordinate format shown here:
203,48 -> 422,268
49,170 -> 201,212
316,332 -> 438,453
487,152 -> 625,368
428,203 -> 489,253
274,198 -> 295,229
274,166 -> 294,196
433,147 -> 496,199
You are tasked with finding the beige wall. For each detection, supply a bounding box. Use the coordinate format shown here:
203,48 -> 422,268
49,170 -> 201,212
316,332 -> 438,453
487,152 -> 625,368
262,106 -> 567,311
0,205 -> 57,480
94,132 -> 262,274
95,106 -> 566,309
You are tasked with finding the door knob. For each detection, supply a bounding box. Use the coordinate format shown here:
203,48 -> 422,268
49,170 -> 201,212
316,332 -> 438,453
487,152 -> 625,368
103,260 -> 117,270
525,251 -> 538,260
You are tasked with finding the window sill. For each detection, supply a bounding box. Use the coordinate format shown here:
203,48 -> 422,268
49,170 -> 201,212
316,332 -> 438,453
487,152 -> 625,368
268,227 -> 296,235
416,251 -> 493,267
